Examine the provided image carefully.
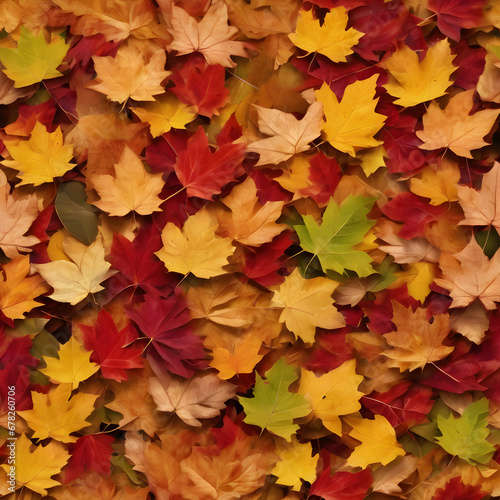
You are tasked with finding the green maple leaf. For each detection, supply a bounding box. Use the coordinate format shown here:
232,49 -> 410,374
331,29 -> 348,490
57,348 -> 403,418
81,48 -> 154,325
294,195 -> 377,277
0,26 -> 68,87
436,398 -> 496,465
239,358 -> 311,441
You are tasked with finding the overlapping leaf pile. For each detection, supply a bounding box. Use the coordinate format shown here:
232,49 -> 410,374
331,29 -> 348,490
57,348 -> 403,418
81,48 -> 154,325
1,0 -> 500,498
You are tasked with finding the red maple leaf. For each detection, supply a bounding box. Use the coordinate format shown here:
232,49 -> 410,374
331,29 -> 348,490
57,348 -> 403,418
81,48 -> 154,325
0,334 -> 38,368
0,364 -> 31,413
173,126 -> 245,200
126,288 -> 206,378
299,152 -> 342,205
451,40 -> 486,90
146,129 -> 190,174
434,477 -> 486,500
80,310 -> 144,382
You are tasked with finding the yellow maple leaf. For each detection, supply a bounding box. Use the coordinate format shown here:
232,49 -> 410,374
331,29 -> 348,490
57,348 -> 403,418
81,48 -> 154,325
315,75 -> 386,156
395,262 -> 437,304
0,433 -> 69,496
32,234 -> 115,305
416,89 -> 500,158
298,359 -> 364,436
2,121 -> 75,186
39,335 -> 99,389
288,7 -> 363,63
271,268 -> 345,344
166,0 -> 250,67
130,93 -> 197,138
17,383 -> 98,443
272,436 -> 319,491
92,146 -> 165,216
246,100 -> 323,166
382,39 -> 456,107
344,415 -> 405,469
87,39 -> 170,103
155,207 -> 235,279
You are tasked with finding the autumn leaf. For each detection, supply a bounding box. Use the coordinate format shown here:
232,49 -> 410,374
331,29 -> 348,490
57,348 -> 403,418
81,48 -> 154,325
165,0 -> 250,67
18,383 -> 98,442
92,146 -> 165,216
288,7 -> 363,63
271,268 -> 345,344
246,100 -> 323,166
239,357 -> 311,440
2,121 -> 75,186
416,89 -> 500,158
155,206 -> 235,279
149,370 -> 236,426
395,262 -> 436,303
315,75 -> 386,156
382,39 -> 456,107
0,26 -> 68,87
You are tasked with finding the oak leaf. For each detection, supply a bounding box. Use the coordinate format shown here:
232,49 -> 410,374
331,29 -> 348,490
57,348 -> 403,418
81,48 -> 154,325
382,301 -> 454,372
315,75 -> 386,156
87,40 -> 170,103
271,268 -> 345,344
246,100 -> 323,165
2,121 -> 75,186
165,0 -> 250,67
416,89 -> 500,158
155,207 -> 235,279
18,383 -> 98,443
0,256 -> 49,320
382,39 -> 456,107
288,7 -> 363,63
92,146 -> 165,216
149,371 -> 236,426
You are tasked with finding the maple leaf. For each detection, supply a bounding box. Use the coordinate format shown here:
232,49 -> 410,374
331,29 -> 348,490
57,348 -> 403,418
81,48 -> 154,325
434,477 -> 487,500
149,370 -> 236,426
295,195 -> 377,277
0,256 -> 49,321
18,383 -> 98,443
436,398 -> 496,464
92,146 -> 165,216
315,75 -> 386,156
39,335 -> 99,389
0,26 -> 68,87
155,206 -> 235,279
33,234 -> 115,305
246,100 -> 323,165
80,309 -> 143,382
87,39 -> 170,103
165,0 -> 250,67
239,357 -> 311,440
382,302 -> 454,372
395,262 -> 436,303
271,268 -> 345,344
288,7 -> 363,63
298,359 -> 364,435
0,433 -> 69,496
272,436 -> 319,491
173,126 -> 245,200
2,121 -> 75,186
435,238 -> 500,310
416,89 -> 500,158
344,415 -> 405,469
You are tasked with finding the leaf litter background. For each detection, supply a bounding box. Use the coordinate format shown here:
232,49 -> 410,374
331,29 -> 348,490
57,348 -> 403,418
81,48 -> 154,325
1,0 -> 500,499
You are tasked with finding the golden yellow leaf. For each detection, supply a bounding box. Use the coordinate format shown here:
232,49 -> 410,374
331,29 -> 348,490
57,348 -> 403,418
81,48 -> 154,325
92,146 -> 165,216
358,145 -> 386,176
0,433 -> 69,496
2,121 -> 75,186
298,359 -> 364,435
155,207 -> 235,279
315,75 -> 386,156
288,7 -> 363,63
246,100 -> 323,165
39,335 -> 99,389
18,383 -> 98,443
395,262 -> 436,304
272,436 -> 319,491
344,415 -> 405,469
0,255 -> 49,320
271,268 -> 345,344
130,93 -> 197,137
382,39 -> 456,107
274,155 -> 312,196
